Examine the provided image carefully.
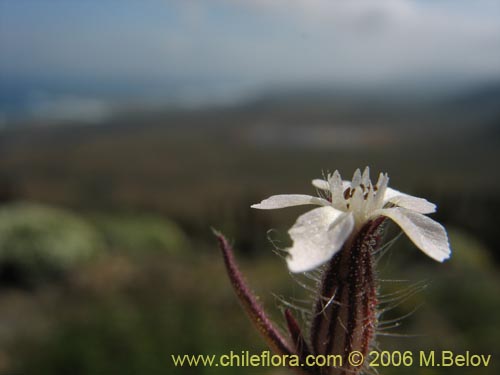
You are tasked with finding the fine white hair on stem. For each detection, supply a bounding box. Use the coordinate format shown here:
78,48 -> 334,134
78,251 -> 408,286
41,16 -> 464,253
377,279 -> 427,299
273,293 -> 312,323
373,231 -> 403,259
365,365 -> 380,375
289,272 -> 323,295
378,278 -> 411,283
376,332 -> 426,338
377,303 -> 424,328
373,277 -> 429,343
266,229 -> 290,259
377,280 -> 428,307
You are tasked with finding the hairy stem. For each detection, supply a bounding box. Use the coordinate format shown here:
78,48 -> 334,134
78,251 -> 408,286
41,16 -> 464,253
214,231 -> 294,357
310,218 -> 386,375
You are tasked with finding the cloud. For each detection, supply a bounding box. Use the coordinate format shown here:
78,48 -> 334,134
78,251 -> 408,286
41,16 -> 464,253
218,0 -> 500,84
0,0 -> 499,100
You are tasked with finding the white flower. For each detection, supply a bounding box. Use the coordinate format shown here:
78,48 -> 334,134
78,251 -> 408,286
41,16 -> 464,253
252,167 -> 451,273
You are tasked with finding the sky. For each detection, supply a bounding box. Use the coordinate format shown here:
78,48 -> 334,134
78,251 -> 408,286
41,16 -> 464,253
1,0 -> 500,123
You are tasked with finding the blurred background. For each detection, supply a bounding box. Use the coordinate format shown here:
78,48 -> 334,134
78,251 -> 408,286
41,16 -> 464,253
0,1 -> 499,374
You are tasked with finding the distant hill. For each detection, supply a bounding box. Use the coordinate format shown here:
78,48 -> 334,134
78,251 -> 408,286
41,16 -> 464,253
1,81 -> 499,132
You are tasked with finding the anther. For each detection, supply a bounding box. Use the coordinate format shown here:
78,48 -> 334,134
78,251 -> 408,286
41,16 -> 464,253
344,188 -> 351,200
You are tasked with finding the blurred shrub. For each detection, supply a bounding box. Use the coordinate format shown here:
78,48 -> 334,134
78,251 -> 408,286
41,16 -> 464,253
90,213 -> 187,255
0,202 -> 102,284
12,251 -> 264,375
446,227 -> 494,272
18,301 -> 171,375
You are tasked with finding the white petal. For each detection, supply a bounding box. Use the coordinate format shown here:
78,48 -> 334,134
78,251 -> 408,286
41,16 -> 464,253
330,171 -> 349,210
350,185 -> 365,215
375,172 -> 388,191
287,207 -> 354,272
364,180 -> 376,213
312,179 -> 329,191
351,168 -> 362,187
371,173 -> 389,210
337,180 -> 353,190
374,207 -> 451,262
361,166 -> 370,186
251,194 -> 329,209
312,172 -> 346,193
383,187 -> 436,214
328,170 -> 343,192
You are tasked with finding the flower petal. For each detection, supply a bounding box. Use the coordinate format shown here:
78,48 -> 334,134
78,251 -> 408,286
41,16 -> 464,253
313,177 -> 351,192
333,179 -> 351,211
374,207 -> 451,262
361,166 -> 370,186
373,173 -> 389,207
287,207 -> 354,272
350,185 -> 365,216
312,179 -> 329,191
384,188 -> 436,214
251,194 -> 329,209
351,168 -> 362,187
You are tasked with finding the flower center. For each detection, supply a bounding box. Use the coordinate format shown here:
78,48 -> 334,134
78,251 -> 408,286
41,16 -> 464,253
343,183 -> 377,201
342,183 -> 378,214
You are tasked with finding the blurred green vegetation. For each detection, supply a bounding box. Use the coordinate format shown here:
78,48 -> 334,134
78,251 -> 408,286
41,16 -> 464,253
90,213 -> 187,256
0,110 -> 498,374
0,203 -> 101,284
0,199 -> 497,375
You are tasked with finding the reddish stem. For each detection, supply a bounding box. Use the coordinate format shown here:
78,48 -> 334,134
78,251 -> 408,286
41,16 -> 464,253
214,230 -> 294,357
